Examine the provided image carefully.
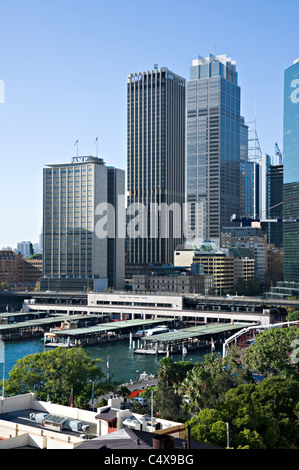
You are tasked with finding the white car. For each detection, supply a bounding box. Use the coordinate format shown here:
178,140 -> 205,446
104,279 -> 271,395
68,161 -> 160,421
131,397 -> 148,407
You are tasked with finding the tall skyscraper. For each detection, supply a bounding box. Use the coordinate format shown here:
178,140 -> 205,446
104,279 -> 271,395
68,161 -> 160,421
283,58 -> 299,281
127,65 -> 186,269
268,163 -> 283,247
240,116 -> 255,219
41,156 -> 125,291
186,54 -> 242,242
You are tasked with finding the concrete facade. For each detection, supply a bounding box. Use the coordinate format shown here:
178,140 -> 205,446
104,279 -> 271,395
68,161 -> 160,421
41,157 -> 125,292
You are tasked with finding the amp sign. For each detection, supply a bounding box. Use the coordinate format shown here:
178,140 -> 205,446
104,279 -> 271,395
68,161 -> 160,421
72,157 -> 90,164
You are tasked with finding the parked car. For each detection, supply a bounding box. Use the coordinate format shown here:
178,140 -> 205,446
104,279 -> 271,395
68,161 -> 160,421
130,397 -> 148,407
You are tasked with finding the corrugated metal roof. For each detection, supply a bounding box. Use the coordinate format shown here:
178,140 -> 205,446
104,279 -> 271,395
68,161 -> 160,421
141,322 -> 255,343
56,318 -> 170,337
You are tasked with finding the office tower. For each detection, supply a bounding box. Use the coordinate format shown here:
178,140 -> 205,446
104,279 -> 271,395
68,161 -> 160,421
268,163 -> 283,247
17,241 -> 33,258
257,153 -> 272,219
127,65 -> 186,269
107,167 -> 126,289
240,117 -> 255,218
41,156 -> 125,291
283,58 -> 299,281
186,54 -> 242,242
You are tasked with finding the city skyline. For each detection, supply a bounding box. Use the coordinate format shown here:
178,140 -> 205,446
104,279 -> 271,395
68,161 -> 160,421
0,0 -> 298,248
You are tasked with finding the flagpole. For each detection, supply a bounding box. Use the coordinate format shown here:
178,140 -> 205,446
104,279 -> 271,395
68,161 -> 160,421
74,140 -> 79,158
95,137 -> 98,158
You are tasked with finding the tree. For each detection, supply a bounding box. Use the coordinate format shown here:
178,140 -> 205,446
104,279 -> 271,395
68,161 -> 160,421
234,277 -> 262,296
116,385 -> 131,407
34,281 -> 40,291
223,377 -> 299,448
3,347 -> 105,407
286,310 -> 299,322
186,377 -> 299,449
243,326 -> 299,379
154,381 -> 190,423
29,254 -> 42,260
187,408 -> 228,448
0,282 -> 10,291
180,348 -> 254,412
157,357 -> 193,387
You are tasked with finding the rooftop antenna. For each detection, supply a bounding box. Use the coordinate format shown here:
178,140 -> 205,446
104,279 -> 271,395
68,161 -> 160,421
94,137 -> 99,158
247,103 -> 262,164
74,140 -> 79,158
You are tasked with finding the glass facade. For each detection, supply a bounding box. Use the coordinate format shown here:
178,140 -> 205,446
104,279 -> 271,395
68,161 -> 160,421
127,67 -> 186,266
186,54 -> 241,241
283,59 -> 299,281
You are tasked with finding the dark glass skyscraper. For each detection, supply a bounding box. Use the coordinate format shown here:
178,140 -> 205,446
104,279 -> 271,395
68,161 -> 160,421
127,66 -> 185,268
186,54 -> 241,242
269,163 -> 283,247
283,58 -> 299,281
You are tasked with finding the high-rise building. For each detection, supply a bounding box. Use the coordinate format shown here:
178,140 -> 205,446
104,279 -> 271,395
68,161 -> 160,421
186,54 -> 242,242
240,117 -> 255,219
268,163 -> 283,247
257,153 -> 272,219
127,65 -> 186,270
283,59 -> 299,281
17,241 -> 33,258
41,156 -> 125,291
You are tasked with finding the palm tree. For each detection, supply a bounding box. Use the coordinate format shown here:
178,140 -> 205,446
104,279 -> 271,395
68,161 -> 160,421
117,385 -> 131,407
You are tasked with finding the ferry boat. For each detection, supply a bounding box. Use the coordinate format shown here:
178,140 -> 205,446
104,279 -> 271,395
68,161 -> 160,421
134,325 -> 173,338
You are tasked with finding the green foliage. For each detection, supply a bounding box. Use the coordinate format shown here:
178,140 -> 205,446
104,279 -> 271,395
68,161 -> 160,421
0,282 -> 10,291
116,385 -> 131,403
154,381 -> 191,423
28,254 -> 42,260
243,326 -> 299,379
187,408 -> 228,447
186,376 -> 299,449
3,347 -> 105,406
234,276 -> 262,296
180,347 -> 254,412
286,310 -> 299,322
157,357 -> 194,387
98,397 -> 108,407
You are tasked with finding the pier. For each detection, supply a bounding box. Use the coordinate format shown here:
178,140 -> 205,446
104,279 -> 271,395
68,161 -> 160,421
0,313 -> 108,342
133,322 -> 256,356
43,318 -> 172,348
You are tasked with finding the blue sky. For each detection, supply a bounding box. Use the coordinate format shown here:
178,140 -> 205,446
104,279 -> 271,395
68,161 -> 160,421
0,0 -> 298,249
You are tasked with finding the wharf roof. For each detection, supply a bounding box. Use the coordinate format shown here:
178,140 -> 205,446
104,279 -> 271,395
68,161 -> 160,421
140,322 -> 255,343
0,313 -> 104,332
52,318 -> 170,337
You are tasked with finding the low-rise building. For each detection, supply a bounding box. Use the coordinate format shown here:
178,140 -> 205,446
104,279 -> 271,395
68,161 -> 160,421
132,264 -> 213,295
0,251 -> 42,288
0,393 -> 185,450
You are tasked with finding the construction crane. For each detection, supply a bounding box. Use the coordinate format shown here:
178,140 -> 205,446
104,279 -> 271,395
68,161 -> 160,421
275,142 -> 283,163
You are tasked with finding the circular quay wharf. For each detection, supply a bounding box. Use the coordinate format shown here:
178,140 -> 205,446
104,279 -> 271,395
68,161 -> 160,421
2,290 -> 295,355
132,322 -> 255,356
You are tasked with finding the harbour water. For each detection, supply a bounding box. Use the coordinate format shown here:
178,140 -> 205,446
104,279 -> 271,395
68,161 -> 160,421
2,337 -> 214,385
